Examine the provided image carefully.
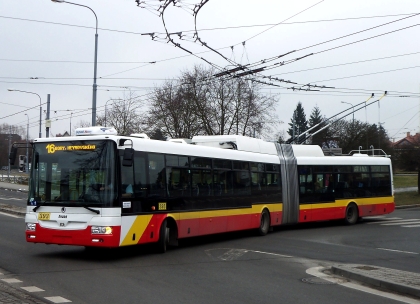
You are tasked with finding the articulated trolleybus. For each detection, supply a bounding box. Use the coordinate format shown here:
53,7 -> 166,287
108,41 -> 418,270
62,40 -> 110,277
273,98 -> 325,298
25,127 -> 394,252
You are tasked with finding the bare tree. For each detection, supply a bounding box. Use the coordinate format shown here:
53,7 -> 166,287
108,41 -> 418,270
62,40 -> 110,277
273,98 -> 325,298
0,123 -> 25,138
146,65 -> 280,140
147,79 -> 203,139
98,91 -> 145,136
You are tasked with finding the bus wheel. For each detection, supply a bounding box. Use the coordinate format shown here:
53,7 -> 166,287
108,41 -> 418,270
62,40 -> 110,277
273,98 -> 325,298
258,209 -> 270,236
157,219 -> 170,253
344,203 -> 359,225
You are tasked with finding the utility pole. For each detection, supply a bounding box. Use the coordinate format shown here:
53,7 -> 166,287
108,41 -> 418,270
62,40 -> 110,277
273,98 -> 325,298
7,126 -> 11,179
25,114 -> 29,173
46,94 -> 51,138
292,113 -> 296,144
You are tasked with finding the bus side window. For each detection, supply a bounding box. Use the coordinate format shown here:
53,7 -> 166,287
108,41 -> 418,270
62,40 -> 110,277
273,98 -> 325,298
148,153 -> 166,198
133,152 -> 147,198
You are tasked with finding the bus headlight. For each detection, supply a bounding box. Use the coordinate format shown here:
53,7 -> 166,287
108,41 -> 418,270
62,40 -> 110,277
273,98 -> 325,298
91,226 -> 112,235
26,223 -> 36,231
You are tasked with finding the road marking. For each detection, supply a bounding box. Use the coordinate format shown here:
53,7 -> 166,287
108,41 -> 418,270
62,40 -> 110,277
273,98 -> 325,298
44,296 -> 72,303
368,219 -> 419,224
21,286 -> 45,292
205,248 -> 293,261
1,278 -> 22,283
0,212 -> 22,218
244,250 -> 293,258
402,224 -> 420,228
306,267 -> 420,304
0,197 -> 23,201
382,220 -> 420,226
377,248 -> 418,255
365,216 -> 401,220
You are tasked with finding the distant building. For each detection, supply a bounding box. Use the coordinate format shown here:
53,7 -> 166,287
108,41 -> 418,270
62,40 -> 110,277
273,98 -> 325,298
56,131 -> 70,137
393,132 -> 420,149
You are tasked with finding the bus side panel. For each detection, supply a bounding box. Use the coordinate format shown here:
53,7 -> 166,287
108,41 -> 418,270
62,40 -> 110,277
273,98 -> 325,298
199,211 -> 228,235
270,210 -> 283,226
307,198 -> 395,222
178,212 -> 201,238
310,202 -> 345,221
120,214 -> 166,246
358,198 -> 395,217
299,204 -> 312,222
177,203 -> 282,238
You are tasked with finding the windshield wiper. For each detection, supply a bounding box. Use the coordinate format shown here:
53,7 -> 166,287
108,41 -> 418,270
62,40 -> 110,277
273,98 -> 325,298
33,201 -> 47,212
83,206 -> 100,214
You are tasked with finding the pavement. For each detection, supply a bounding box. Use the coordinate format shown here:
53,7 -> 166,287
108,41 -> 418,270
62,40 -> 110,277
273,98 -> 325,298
0,182 -> 419,302
330,264 -> 420,299
0,180 -> 28,217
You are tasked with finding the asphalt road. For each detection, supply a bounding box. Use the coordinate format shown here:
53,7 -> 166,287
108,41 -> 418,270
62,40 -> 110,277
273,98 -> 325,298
0,188 -> 27,207
1,208 -> 419,304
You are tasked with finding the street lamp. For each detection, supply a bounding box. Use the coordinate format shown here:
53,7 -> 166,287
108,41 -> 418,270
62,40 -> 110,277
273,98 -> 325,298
341,101 -> 354,123
8,89 -> 42,138
51,0 -> 98,126
69,112 -> 73,136
24,114 -> 29,173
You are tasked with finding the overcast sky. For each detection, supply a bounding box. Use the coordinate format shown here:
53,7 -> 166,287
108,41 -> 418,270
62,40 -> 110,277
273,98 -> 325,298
1,0 -> 420,143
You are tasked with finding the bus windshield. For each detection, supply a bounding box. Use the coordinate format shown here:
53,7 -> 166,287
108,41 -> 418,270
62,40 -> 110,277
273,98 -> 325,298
28,140 -> 118,208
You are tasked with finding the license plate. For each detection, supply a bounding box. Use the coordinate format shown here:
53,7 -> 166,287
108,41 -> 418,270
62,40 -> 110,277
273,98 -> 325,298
38,212 -> 50,221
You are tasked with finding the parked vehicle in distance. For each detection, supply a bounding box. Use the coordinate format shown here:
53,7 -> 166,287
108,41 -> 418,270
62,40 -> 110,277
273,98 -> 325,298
1,166 -> 9,170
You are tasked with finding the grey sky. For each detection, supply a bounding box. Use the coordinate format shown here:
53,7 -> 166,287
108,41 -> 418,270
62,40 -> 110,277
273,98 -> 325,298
1,0 -> 420,142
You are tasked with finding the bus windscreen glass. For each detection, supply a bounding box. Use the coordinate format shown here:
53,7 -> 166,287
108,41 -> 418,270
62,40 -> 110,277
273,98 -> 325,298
28,140 -> 117,208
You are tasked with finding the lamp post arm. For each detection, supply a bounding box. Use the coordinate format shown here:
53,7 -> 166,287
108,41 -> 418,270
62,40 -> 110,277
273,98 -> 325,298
9,89 -> 42,137
62,1 -> 98,33
54,1 -> 98,126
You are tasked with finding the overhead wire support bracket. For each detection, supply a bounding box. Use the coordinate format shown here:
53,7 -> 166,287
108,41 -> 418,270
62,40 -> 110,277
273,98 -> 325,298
233,67 -> 265,78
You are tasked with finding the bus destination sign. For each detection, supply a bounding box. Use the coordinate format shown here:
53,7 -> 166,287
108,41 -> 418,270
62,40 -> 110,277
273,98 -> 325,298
46,144 -> 96,154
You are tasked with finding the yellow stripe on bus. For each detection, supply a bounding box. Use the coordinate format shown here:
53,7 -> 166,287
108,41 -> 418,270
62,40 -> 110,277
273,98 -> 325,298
171,203 -> 283,220
301,196 -> 394,210
120,214 -> 153,246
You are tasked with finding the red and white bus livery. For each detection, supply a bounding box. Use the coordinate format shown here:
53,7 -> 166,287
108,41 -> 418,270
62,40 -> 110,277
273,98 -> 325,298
25,127 -> 394,252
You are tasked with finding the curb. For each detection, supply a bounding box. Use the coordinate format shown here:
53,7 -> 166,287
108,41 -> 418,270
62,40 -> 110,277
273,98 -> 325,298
396,204 -> 420,209
331,266 -> 420,299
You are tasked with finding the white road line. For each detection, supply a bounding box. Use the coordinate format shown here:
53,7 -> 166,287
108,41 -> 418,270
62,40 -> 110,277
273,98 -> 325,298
368,219 -> 419,225
44,296 -> 72,303
306,267 -> 420,304
382,221 -> 420,226
0,212 -> 22,218
244,249 -> 293,258
402,224 -> 420,228
377,248 -> 419,255
0,197 -> 23,201
365,216 -> 401,220
1,278 -> 22,283
21,286 -> 45,292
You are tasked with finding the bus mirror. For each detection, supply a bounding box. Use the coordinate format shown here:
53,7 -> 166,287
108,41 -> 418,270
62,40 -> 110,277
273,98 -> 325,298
9,147 -> 18,165
122,148 -> 134,167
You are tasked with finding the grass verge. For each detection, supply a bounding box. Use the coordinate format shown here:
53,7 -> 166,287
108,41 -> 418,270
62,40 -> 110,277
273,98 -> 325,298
394,191 -> 420,206
393,175 -> 418,188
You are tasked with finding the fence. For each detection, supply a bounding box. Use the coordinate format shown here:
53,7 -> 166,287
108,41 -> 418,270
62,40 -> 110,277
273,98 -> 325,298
0,174 -> 29,185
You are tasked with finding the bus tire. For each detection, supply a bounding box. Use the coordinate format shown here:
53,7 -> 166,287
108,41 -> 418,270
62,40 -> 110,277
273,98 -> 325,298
258,209 -> 270,236
344,203 -> 359,225
157,219 -> 170,253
